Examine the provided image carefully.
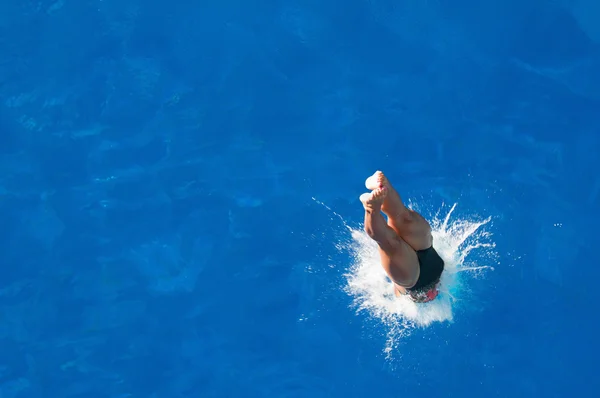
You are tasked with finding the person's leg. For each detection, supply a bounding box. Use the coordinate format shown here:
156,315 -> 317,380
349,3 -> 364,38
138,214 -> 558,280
365,171 -> 432,251
365,170 -> 406,218
360,187 -> 420,288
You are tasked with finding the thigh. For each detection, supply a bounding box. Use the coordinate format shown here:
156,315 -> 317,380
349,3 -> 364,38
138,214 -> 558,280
378,235 -> 420,288
387,209 -> 432,251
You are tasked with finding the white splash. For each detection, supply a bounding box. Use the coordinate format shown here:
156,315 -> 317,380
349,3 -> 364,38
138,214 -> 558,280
339,203 -> 496,356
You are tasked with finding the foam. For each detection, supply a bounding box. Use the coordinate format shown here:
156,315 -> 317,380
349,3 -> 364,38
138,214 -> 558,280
317,199 -> 496,356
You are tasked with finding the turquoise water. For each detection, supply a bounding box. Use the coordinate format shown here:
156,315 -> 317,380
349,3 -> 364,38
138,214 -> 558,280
0,1 -> 599,397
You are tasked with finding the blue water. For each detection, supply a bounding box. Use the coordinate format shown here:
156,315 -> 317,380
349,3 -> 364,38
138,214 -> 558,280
1,0 -> 599,397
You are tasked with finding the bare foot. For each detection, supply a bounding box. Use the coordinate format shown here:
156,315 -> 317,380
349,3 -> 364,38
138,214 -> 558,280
365,170 -> 391,190
359,186 -> 387,210
365,171 -> 403,215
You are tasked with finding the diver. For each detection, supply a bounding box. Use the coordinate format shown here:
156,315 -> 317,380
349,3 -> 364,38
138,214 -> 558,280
359,171 -> 444,303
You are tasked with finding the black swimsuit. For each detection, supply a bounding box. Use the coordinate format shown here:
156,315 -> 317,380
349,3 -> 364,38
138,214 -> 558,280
407,246 -> 445,293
